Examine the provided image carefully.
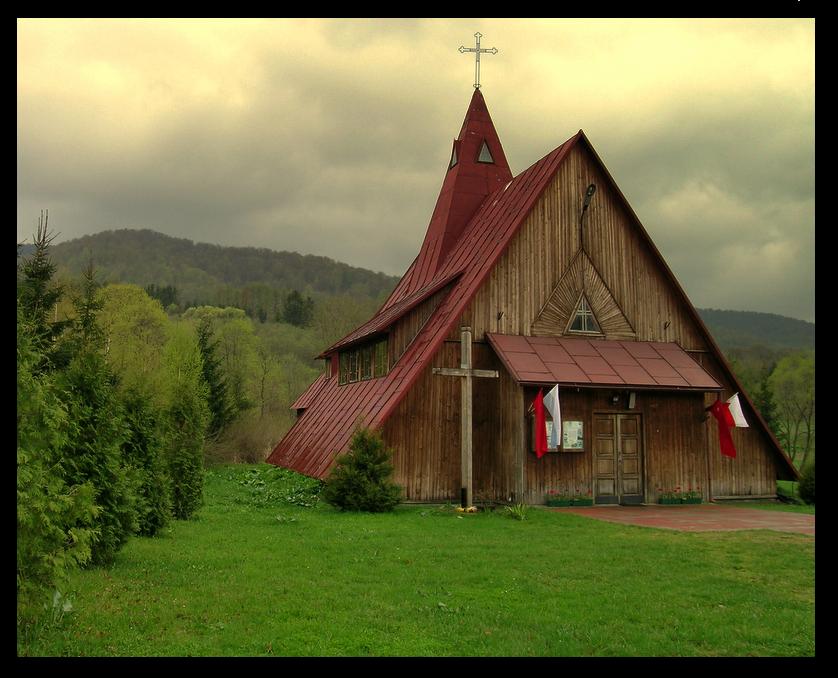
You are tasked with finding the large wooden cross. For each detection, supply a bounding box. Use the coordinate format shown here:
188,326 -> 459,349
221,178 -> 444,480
458,32 -> 498,90
433,326 -> 498,508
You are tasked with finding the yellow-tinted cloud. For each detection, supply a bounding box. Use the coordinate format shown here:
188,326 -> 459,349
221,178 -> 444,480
17,18 -> 815,320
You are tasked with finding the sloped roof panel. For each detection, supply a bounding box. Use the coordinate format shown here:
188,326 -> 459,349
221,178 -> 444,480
486,333 -> 723,391
267,137 -> 577,477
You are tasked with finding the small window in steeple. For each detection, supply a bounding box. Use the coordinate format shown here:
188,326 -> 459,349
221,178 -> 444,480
477,140 -> 494,164
449,144 -> 458,169
567,295 -> 602,335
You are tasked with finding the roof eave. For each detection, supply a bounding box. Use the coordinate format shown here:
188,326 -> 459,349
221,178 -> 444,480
575,131 -> 799,481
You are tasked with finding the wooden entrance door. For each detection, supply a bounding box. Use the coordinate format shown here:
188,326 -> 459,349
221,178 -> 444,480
593,413 -> 644,505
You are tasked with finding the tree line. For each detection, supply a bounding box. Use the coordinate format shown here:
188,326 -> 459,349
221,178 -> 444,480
48,228 -> 399,304
17,217 -> 211,637
728,345 -> 814,470
17,216 -> 381,640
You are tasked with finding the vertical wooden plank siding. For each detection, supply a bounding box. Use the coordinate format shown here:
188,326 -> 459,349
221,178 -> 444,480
519,388 -> 708,504
382,143 -> 781,502
699,352 -> 780,497
462,145 -> 705,349
389,284 -> 454,366
383,342 -> 521,503
382,341 -> 462,501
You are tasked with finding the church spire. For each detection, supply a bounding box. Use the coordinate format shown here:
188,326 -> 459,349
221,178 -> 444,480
410,88 -> 513,287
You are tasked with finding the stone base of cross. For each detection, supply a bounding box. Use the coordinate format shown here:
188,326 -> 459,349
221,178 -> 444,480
432,326 -> 498,508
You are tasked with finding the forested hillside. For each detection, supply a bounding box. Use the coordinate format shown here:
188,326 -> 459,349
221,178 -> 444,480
47,229 -> 401,307
697,308 -> 814,352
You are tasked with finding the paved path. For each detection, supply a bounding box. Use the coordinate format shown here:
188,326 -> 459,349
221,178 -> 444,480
555,504 -> 814,536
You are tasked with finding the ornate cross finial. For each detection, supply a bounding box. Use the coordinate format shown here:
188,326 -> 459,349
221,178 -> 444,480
458,32 -> 498,90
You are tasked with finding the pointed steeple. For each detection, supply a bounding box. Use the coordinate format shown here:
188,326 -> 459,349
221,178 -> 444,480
410,89 -> 513,288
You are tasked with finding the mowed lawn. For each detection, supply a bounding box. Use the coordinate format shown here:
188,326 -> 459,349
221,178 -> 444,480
22,464 -> 815,657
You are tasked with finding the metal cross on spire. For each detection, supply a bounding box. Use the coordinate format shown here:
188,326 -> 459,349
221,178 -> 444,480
459,32 -> 498,90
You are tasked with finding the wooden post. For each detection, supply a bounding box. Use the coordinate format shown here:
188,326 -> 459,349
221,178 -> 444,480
461,326 -> 473,508
432,326 -> 499,508
515,390 -> 525,503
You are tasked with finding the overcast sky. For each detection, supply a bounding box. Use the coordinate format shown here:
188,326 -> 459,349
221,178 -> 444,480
17,18 -> 814,322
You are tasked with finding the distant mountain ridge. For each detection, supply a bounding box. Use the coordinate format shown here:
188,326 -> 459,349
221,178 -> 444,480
44,229 -> 401,303
21,229 -> 814,352
696,308 -> 814,352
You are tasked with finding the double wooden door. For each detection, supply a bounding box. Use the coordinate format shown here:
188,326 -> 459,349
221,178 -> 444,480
593,413 -> 644,505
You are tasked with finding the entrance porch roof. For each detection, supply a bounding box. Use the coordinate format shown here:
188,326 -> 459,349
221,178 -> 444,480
486,334 -> 723,391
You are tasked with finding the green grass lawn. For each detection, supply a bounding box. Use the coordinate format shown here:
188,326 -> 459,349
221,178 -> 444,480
20,464 -> 815,657
721,501 -> 815,514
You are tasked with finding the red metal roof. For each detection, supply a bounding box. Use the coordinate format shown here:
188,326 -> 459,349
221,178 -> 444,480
486,334 -> 722,391
289,372 -> 329,410
267,90 -> 797,482
267,120 -> 577,478
317,270 -> 462,357
384,88 -> 513,306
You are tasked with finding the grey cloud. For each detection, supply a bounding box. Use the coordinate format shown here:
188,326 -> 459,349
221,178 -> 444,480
17,19 -> 814,320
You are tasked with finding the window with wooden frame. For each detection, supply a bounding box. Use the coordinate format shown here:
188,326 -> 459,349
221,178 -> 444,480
566,294 -> 602,335
360,344 -> 373,380
339,352 -> 349,385
374,339 -> 388,377
338,337 -> 389,385
347,351 -> 358,383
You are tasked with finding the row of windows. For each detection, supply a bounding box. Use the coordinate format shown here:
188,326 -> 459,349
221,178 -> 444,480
338,338 -> 388,385
332,296 -> 599,386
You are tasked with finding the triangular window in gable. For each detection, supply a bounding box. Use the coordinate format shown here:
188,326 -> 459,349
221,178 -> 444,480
567,295 -> 602,335
477,140 -> 494,163
449,142 -> 459,169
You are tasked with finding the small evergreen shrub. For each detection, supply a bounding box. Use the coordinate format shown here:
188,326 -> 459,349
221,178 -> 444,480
798,462 -> 815,505
321,428 -> 402,512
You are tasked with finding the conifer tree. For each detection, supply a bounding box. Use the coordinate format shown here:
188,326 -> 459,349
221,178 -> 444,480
162,325 -> 210,520
282,289 -> 315,327
55,262 -> 139,565
196,316 -> 236,439
16,211 -> 71,371
17,305 -> 99,613
322,427 -> 402,512
753,366 -> 779,435
120,389 -> 172,536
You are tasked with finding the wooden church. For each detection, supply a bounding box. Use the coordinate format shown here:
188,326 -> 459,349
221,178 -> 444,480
267,77 -> 798,505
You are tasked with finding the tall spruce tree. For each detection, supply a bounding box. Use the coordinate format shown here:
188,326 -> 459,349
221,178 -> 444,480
57,265 -> 139,564
120,389 -> 172,536
162,325 -> 210,520
17,211 -> 71,370
753,366 -> 779,435
17,304 -> 99,614
282,289 -> 315,327
196,316 -> 235,438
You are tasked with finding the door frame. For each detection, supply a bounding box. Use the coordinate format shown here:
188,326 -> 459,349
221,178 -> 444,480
591,410 -> 646,505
